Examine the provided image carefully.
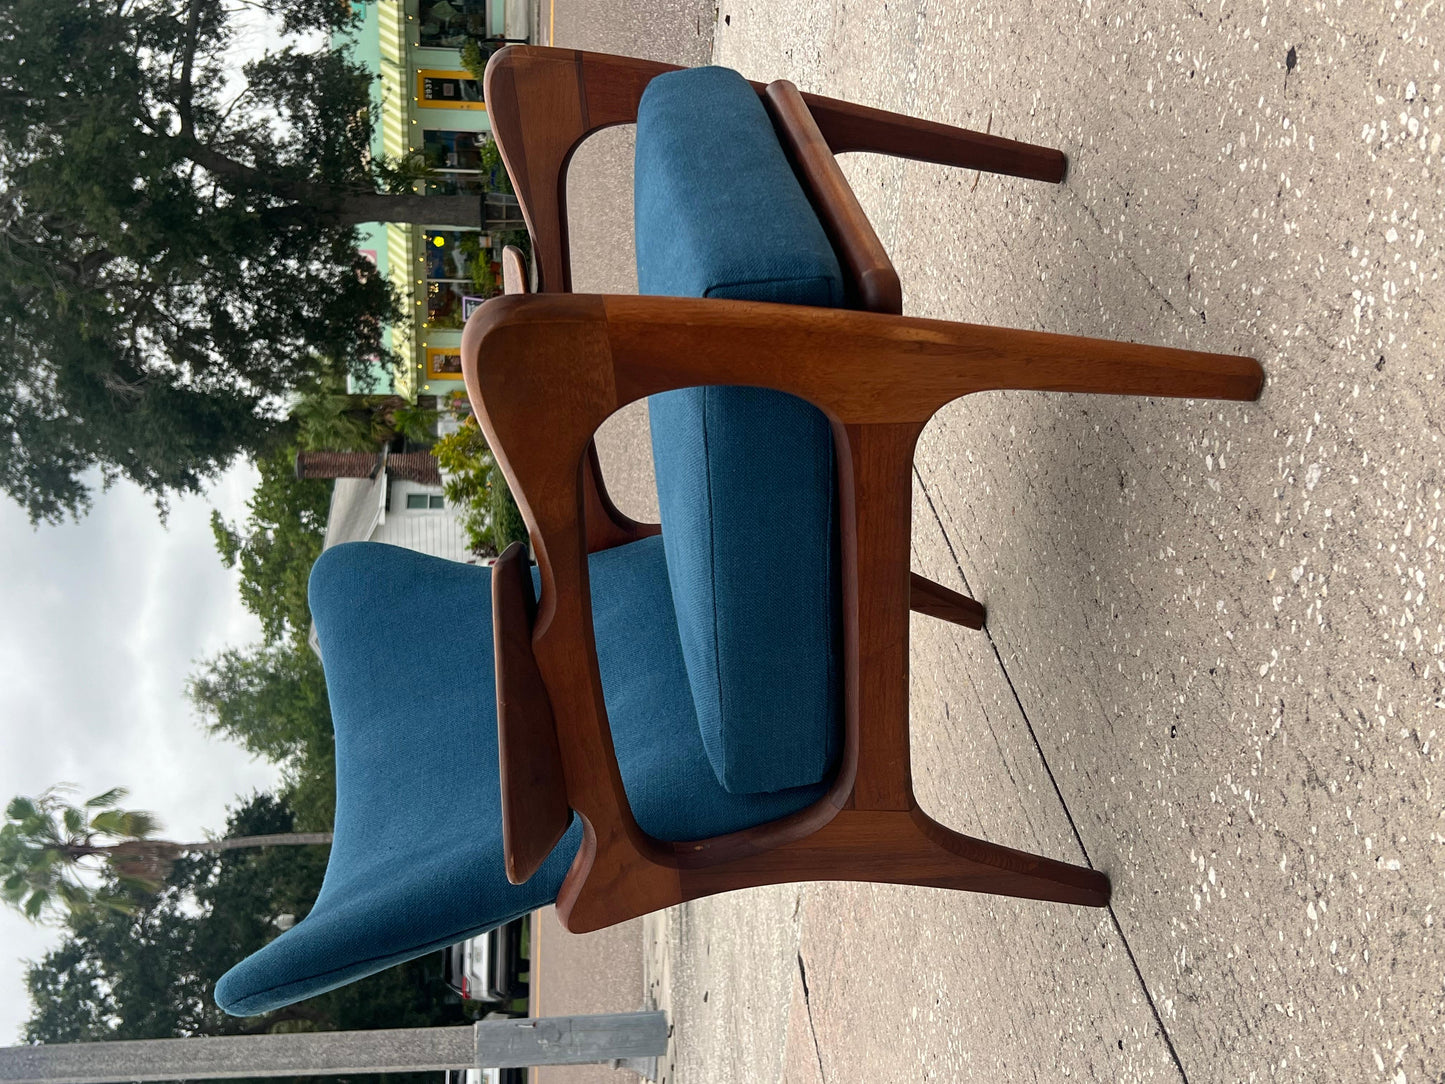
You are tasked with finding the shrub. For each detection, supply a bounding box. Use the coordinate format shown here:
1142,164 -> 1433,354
431,419 -> 528,557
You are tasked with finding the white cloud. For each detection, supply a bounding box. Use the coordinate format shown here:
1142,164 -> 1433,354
0,464 -> 285,1040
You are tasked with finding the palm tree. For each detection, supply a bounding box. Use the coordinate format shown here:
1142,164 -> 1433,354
0,787 -> 331,923
290,380 -> 438,452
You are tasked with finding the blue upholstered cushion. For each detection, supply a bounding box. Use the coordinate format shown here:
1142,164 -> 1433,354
635,66 -> 844,794
634,66 -> 844,307
215,538 -> 826,1015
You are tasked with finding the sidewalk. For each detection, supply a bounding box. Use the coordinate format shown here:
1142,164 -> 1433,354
549,0 -> 1445,1080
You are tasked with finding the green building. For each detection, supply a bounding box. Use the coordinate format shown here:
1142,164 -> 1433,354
339,0 -> 529,400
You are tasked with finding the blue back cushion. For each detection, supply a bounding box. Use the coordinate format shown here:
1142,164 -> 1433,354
635,66 -> 843,794
215,538 -> 826,1016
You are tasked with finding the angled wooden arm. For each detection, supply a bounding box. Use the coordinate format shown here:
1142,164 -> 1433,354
764,80 -> 901,315
464,293 -> 1259,931
590,296 -> 1264,411
801,92 -> 1067,182
492,541 -> 570,884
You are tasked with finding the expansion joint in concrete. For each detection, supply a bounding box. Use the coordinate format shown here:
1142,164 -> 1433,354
911,466 -> 1192,1084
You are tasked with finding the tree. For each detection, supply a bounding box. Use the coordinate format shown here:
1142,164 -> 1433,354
199,440 -> 341,830
24,793 -> 467,1079
432,416 -> 528,557
210,444 -> 332,646
1,788 -> 159,920
0,0 -> 481,523
189,644 -> 337,830
1,786 -> 330,923
290,379 -> 439,455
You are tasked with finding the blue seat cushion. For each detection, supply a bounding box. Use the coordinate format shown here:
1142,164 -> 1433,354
215,538 -> 826,1016
635,65 -> 844,794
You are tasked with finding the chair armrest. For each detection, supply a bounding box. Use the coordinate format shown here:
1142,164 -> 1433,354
492,541 -> 571,885
800,89 -> 1068,182
589,295 -> 1264,413
764,80 -> 902,314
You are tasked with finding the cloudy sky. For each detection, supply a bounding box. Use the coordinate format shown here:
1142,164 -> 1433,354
0,467 -> 285,1041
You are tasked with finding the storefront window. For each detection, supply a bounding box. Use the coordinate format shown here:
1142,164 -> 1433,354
418,0 -> 490,48
424,229 -> 500,329
423,130 -> 484,171
425,173 -> 487,196
422,130 -> 487,196
422,130 -> 507,196
425,346 -> 464,379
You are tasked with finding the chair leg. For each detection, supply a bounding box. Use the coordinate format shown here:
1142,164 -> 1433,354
801,92 -> 1068,183
910,571 -> 985,629
701,806 -> 1109,907
557,805 -> 1108,933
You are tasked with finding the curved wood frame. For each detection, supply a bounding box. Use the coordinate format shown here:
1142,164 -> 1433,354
465,293 -> 1263,933
483,44 -> 1059,618
483,46 -> 1065,295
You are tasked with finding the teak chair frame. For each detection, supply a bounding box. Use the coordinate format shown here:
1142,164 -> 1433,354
467,47 -> 1265,934
485,45 -> 1053,626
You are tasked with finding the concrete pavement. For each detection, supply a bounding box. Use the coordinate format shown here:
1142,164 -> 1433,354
534,1 -> 1445,1080
530,910 -> 647,1084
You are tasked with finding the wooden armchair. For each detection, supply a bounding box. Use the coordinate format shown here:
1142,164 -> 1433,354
485,44 -> 1066,629
467,49 -> 1264,934
467,294 -> 1261,933
210,50 -> 1261,1018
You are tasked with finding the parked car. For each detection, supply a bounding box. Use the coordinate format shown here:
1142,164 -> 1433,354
442,917 -> 528,1003
444,1068 -> 526,1084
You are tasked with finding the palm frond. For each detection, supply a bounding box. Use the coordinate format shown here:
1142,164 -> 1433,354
84,786 -> 128,809
112,810 -> 161,839
93,891 -> 138,916
33,848 -> 67,871
88,808 -> 158,840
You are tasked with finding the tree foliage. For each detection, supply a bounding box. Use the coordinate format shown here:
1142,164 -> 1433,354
2,786 -> 332,923
432,416 -> 527,557
290,384 -> 439,454
0,0 -> 479,523
210,443 -> 331,645
189,643 -> 336,830
198,440 -> 337,828
24,793 -> 465,1079
1,787 -> 163,921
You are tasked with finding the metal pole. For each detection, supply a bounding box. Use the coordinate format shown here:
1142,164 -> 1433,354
0,1014 -> 669,1083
